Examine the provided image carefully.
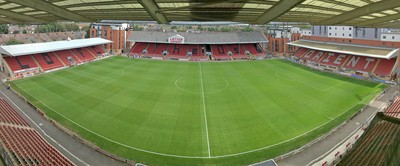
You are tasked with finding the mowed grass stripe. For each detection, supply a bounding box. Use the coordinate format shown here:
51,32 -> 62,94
11,56 -> 385,165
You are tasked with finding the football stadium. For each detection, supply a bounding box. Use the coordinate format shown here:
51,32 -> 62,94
0,1 -> 399,166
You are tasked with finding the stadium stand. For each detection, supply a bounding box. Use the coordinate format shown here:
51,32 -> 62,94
3,56 -> 39,72
212,45 -> 231,60
55,50 -> 81,66
71,48 -> 96,62
338,116 -> 400,166
342,56 -> 378,73
0,38 -> 112,80
92,45 -> 106,55
32,52 -> 64,71
0,98 -> 75,166
293,48 -> 309,58
128,31 -> 267,61
130,42 -> 148,54
374,59 -> 397,77
155,43 -> 168,57
289,40 -> 398,80
167,44 -> 188,58
385,97 -> 400,118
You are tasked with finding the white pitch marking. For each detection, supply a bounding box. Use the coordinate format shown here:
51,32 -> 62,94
7,64 -> 383,159
198,62 -> 211,158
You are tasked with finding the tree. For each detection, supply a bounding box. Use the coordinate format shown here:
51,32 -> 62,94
242,25 -> 253,32
197,25 -> 203,31
0,24 -> 9,34
35,22 -> 66,33
171,25 -> 177,29
220,26 -> 231,32
84,23 -> 92,38
22,29 -> 27,34
64,23 -> 80,32
12,30 -> 20,34
6,39 -> 24,45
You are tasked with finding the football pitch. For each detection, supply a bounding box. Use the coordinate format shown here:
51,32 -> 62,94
11,56 -> 385,165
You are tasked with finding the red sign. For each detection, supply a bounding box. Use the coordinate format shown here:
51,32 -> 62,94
169,37 -> 184,44
168,34 -> 184,44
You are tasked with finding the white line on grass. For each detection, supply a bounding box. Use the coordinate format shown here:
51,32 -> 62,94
11,77 -> 383,159
0,89 -> 90,166
198,62 -> 211,158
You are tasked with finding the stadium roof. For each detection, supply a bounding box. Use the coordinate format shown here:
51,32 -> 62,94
128,31 -> 268,44
288,40 -> 399,59
0,38 -> 112,56
0,0 -> 400,27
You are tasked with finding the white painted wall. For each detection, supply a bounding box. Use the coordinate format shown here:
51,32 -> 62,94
327,26 -> 354,39
381,33 -> 400,42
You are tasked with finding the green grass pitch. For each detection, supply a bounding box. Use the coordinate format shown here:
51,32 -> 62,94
11,56 -> 385,165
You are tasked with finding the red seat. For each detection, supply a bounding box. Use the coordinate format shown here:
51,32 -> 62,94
293,48 -> 309,58
0,98 -> 75,165
55,50 -> 81,65
32,52 -> 64,71
343,56 -> 377,72
374,58 -> 396,77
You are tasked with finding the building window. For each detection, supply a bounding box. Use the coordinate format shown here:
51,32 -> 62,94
349,27 -> 352,30
335,27 -> 337,30
319,26 -> 321,34
374,28 -> 378,38
362,28 -> 366,37
342,27 -> 344,30
329,33 -> 331,35
383,35 -> 386,39
349,34 -> 352,37
392,36 -> 395,39
335,33 -> 337,36
355,27 -> 358,37
342,33 -> 345,36
329,27 -> 332,30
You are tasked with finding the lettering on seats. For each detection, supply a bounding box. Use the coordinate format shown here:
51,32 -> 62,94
322,53 -> 335,63
192,48 -> 198,55
364,58 -> 375,69
76,48 -> 85,57
15,56 -> 30,69
233,47 -> 240,54
173,45 -> 179,54
41,53 -> 54,64
312,52 -> 324,61
346,56 -> 360,67
333,54 -> 346,65
303,50 -> 315,58
217,45 -> 224,54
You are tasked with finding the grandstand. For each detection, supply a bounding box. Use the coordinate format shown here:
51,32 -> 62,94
0,38 -> 112,80
0,98 -> 75,166
128,31 -> 267,61
289,40 -> 399,81
0,0 -> 399,165
337,97 -> 400,166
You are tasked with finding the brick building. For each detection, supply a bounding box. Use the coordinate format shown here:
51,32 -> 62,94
89,23 -> 131,54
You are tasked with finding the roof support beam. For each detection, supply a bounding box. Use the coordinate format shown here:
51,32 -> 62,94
254,0 -> 304,24
158,0 -> 244,13
317,0 -> 400,25
0,17 -> 20,24
0,8 -> 45,23
5,0 -> 93,22
357,13 -> 400,27
137,0 -> 169,24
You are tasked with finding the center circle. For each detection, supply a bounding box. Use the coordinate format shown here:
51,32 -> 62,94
175,77 -> 229,94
